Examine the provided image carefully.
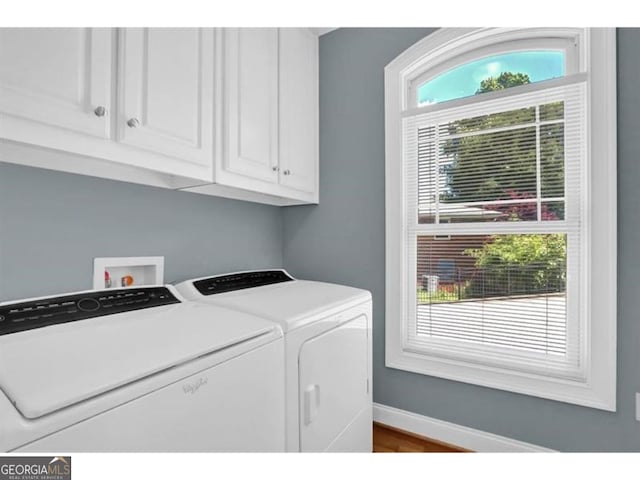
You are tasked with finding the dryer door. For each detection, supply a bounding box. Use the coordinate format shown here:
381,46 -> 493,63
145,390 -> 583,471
298,312 -> 369,452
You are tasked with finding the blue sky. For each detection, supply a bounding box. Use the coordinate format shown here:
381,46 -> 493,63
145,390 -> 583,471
417,51 -> 565,105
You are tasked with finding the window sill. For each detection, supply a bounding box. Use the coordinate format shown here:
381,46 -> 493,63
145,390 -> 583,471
386,346 -> 615,411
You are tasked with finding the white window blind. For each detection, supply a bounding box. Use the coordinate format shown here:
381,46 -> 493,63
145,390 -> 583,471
403,82 -> 586,379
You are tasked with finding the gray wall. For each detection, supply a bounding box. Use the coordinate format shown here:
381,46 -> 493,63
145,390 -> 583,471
0,162 -> 283,302
283,28 -> 640,451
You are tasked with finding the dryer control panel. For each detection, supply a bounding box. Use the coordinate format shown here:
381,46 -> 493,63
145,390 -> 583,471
193,270 -> 293,296
0,287 -> 180,336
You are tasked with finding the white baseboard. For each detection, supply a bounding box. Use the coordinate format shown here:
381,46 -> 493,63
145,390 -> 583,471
373,403 -> 554,452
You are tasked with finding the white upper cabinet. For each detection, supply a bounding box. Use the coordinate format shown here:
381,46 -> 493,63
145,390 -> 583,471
0,28 -> 112,139
278,28 -> 318,194
118,28 -> 214,169
0,27 -> 214,187
192,27 -> 318,204
221,28 -> 279,183
0,27 -> 319,205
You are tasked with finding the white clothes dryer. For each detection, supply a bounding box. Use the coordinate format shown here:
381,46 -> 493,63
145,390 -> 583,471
175,270 -> 372,452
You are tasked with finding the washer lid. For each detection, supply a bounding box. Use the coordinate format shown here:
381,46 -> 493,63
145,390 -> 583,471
178,275 -> 371,332
0,293 -> 279,419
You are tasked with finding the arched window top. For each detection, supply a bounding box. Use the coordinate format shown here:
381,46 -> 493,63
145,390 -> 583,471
417,50 -> 566,106
391,28 -> 584,110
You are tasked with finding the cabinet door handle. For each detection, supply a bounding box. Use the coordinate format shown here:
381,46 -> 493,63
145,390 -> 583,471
127,118 -> 141,128
283,169 -> 291,176
94,106 -> 107,117
272,166 -> 280,172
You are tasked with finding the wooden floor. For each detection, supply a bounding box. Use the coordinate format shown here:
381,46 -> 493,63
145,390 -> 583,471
373,422 -> 469,453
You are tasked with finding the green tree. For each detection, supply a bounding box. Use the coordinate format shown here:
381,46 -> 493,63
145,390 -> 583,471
441,72 -> 535,205
440,71 -> 565,221
476,72 -> 531,94
447,72 -> 568,299
464,234 -> 566,298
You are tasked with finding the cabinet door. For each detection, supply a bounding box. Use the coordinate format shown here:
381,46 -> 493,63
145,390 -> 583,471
223,28 -> 279,183
0,28 -> 112,138
278,28 -> 318,193
118,28 -> 214,168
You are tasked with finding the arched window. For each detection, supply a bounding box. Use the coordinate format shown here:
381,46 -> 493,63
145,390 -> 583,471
385,28 -> 616,410
415,50 -> 566,106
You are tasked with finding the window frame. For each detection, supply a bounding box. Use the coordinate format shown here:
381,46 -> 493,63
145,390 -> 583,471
384,28 -> 617,411
410,36 -> 579,108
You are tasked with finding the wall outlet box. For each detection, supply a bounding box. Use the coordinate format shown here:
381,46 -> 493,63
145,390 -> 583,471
636,393 -> 640,422
93,256 -> 164,290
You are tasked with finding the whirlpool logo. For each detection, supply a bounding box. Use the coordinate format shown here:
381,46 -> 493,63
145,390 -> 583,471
182,376 -> 208,395
0,456 -> 71,480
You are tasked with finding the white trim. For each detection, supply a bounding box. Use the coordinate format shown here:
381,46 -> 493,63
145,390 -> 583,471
373,403 -> 555,452
584,27 -> 617,413
384,27 -> 616,411
309,28 -> 337,37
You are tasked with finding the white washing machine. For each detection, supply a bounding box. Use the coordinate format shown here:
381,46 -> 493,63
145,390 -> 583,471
175,270 -> 373,452
0,285 -> 285,452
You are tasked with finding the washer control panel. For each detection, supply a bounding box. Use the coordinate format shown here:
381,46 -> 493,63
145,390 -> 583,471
0,287 -> 180,336
193,270 -> 293,296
